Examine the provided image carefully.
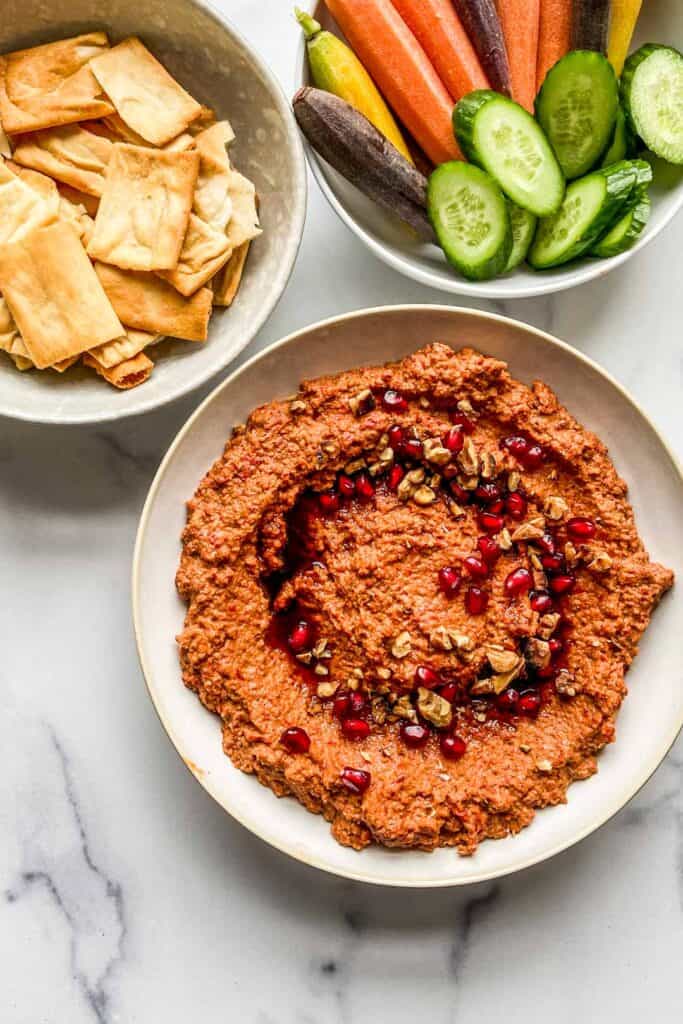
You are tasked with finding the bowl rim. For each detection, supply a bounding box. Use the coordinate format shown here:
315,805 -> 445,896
0,0 -> 308,426
132,303 -> 683,887
294,3 -> 683,300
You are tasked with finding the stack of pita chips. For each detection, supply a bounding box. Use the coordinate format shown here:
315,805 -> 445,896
0,33 -> 261,388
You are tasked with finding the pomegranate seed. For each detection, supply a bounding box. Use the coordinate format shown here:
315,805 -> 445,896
333,693 -> 351,720
415,665 -> 440,689
475,482 -> 502,504
382,388 -> 408,413
505,567 -> 533,597
341,767 -> 371,794
442,425 -> 464,453
478,510 -> 504,534
501,435 -> 530,458
449,481 -> 470,504
450,410 -> 475,434
400,722 -> 430,748
288,620 -> 314,653
529,590 -> 554,614
280,727 -> 310,753
549,573 -> 576,595
541,553 -> 564,572
497,688 -> 519,713
440,734 -> 467,760
338,473 -> 356,497
388,424 -> 406,449
318,490 -> 340,514
348,692 -> 366,715
399,437 -> 423,461
465,586 -> 488,615
521,444 -> 544,470
477,535 -> 500,564
566,516 -> 597,541
548,638 -> 563,656
505,492 -> 527,519
355,472 -> 375,501
537,532 -> 557,555
342,718 -> 370,741
439,682 -> 459,703
438,566 -> 462,597
388,464 -> 405,491
488,499 -> 505,514
518,690 -> 541,716
463,555 -> 489,579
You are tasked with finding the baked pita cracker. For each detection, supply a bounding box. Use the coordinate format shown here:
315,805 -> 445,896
193,121 -> 234,232
95,262 -> 212,342
5,159 -> 94,242
52,355 -> 80,373
0,160 -> 57,245
11,124 -> 112,196
225,169 -> 262,250
102,112 -> 195,152
88,143 -> 199,271
56,181 -> 99,217
84,350 -> 153,389
158,213 -> 233,296
0,221 -> 123,368
212,241 -> 250,307
89,37 -> 202,147
0,297 -> 31,369
0,33 -> 114,134
187,106 -> 216,136
0,120 -> 10,157
88,327 -> 160,368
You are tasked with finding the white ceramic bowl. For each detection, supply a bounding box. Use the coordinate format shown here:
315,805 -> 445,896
296,2 -> 683,299
133,305 -> 683,887
0,0 -> 307,424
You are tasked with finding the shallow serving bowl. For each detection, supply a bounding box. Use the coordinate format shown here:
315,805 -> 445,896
0,0 -> 306,424
133,305 -> 683,887
296,2 -> 683,299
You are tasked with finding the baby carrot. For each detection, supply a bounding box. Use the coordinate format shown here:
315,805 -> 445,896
537,0 -> 573,90
323,0 -> 462,165
496,0 -> 540,111
391,0 -> 490,102
572,0 -> 610,53
608,0 -> 644,76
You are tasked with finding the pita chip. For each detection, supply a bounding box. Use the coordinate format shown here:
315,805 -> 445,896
0,33 -> 114,134
89,37 -> 202,147
225,169 -> 262,250
84,350 -> 154,389
88,143 -> 199,270
212,241 -> 250,307
88,327 -> 161,368
0,160 -> 56,245
158,213 -> 233,296
11,124 -> 112,196
95,262 -> 212,342
0,119 -> 10,157
102,112 -> 195,152
0,221 -> 123,368
56,181 -> 99,217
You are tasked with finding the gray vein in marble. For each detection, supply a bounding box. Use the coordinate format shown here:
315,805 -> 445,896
4,727 -> 126,1024
449,884 -> 500,981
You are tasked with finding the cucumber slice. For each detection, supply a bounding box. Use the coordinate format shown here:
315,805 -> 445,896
622,45 -> 683,165
536,51 -> 619,179
504,201 -> 537,271
601,106 -> 636,165
591,190 -> 651,257
528,161 -> 637,268
427,161 -> 512,280
454,90 -> 565,217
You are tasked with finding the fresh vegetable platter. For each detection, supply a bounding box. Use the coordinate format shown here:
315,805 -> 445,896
294,0 -> 683,292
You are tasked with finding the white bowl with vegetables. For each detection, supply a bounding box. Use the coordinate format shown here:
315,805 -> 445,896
295,0 -> 683,298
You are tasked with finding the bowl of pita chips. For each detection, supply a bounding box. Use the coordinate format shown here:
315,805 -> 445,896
0,0 -> 306,423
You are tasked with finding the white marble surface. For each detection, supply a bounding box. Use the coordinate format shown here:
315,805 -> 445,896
1,2 -> 682,1020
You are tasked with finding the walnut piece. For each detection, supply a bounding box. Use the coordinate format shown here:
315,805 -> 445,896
391,631 -> 412,659
417,687 -> 452,728
525,638 -> 551,669
544,495 -> 570,521
537,612 -> 561,640
423,437 -> 452,466
348,388 -> 375,416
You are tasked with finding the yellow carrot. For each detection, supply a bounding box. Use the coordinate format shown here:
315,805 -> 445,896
608,0 -> 644,76
295,8 -> 413,162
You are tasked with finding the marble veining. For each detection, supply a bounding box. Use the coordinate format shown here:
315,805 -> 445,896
1,2 -> 682,1021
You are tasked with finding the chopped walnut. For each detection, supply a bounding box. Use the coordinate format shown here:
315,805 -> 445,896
511,516 -> 546,542
537,612 -> 561,640
544,495 -> 570,521
423,437 -> 452,466
525,638 -> 551,669
457,473 -> 479,491
316,681 -> 337,698
449,630 -> 474,652
344,456 -> 367,475
457,437 -> 479,476
391,631 -> 412,658
507,470 -> 521,492
445,496 -> 466,519
296,651 -> 313,665
519,743 -> 531,753
413,485 -> 437,506
486,645 -> 521,674
479,451 -> 497,479
311,639 -> 328,659
314,663 -> 329,677
348,388 -> 375,416
289,399 -> 307,415
536,759 -> 553,773
588,550 -> 613,573
371,698 -> 388,725
393,694 -> 417,722
555,669 -> 581,697
430,626 -> 453,652
457,398 -> 474,415
419,396 -> 431,410
417,687 -> 452,728
377,667 -> 392,680
497,527 -> 513,551
564,541 -> 580,569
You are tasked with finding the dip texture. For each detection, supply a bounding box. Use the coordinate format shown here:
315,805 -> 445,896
176,344 -> 672,854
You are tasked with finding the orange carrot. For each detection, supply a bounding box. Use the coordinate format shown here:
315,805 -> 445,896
496,0 -> 540,111
536,0 -> 573,91
391,0 -> 490,102
324,0 -> 461,165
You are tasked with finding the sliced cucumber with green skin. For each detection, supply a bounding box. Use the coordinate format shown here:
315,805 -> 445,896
536,51 -> 618,179
454,90 -> 565,217
427,161 -> 512,280
622,44 -> 683,165
601,106 -> 636,166
504,201 -> 537,271
528,160 -> 637,269
591,190 -> 651,257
